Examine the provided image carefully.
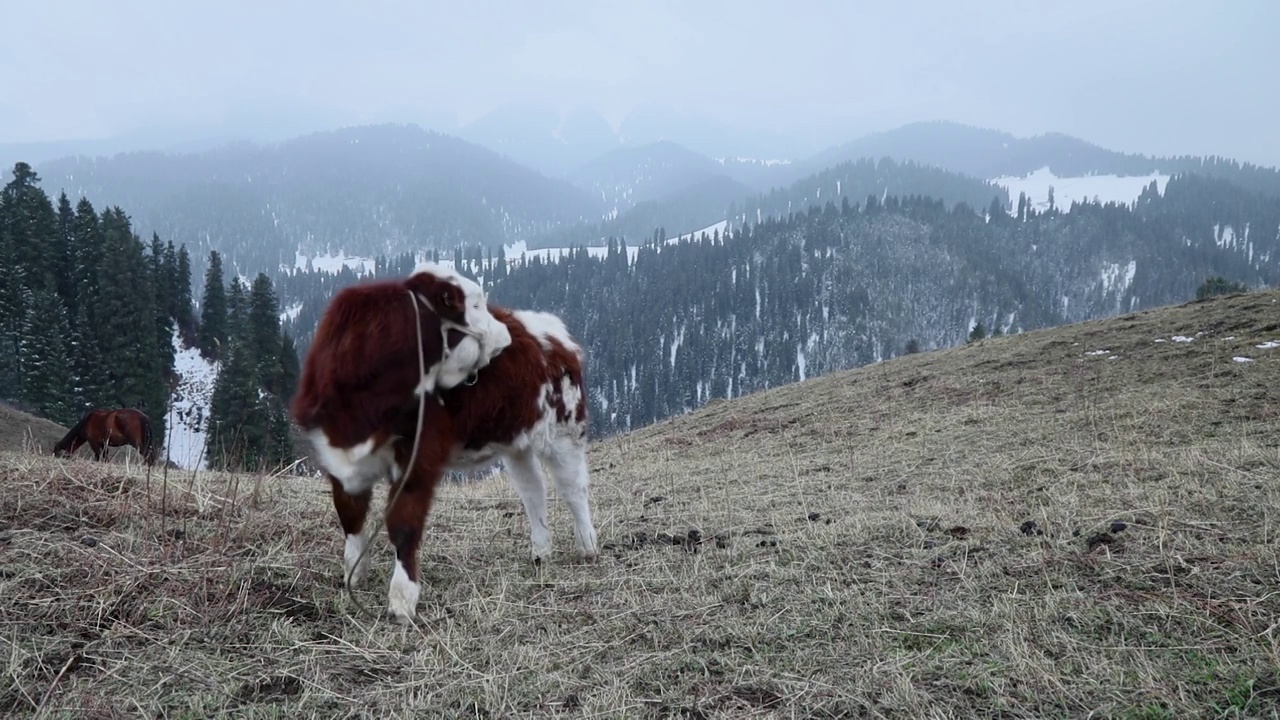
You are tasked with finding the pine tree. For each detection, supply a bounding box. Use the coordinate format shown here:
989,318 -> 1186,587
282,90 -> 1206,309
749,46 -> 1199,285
0,221 -> 26,399
148,235 -> 176,386
55,192 -> 76,310
278,330 -> 300,402
207,335 -> 265,471
247,273 -> 281,392
68,299 -> 101,414
227,275 -> 248,343
175,244 -> 195,337
69,199 -> 105,408
18,285 -> 73,423
0,162 -> 60,295
199,251 -> 228,359
96,207 -> 158,409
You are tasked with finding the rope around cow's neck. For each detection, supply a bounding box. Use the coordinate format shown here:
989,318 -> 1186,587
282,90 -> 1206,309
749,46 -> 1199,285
342,289 -> 434,623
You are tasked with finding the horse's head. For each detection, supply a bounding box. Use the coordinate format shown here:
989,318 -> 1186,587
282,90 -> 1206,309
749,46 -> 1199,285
52,430 -> 78,458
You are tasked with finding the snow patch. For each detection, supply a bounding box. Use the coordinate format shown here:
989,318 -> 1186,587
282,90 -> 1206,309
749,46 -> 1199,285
1233,356 -> 1255,363
1099,260 -> 1137,296
1256,340 -> 1280,350
279,302 -> 303,324
1171,335 -> 1195,343
716,157 -> 792,167
295,249 -> 376,275
163,331 -> 219,470
994,167 -> 1169,213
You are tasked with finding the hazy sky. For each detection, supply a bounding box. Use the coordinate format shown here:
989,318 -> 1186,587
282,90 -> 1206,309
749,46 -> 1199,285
3,0 -> 1278,165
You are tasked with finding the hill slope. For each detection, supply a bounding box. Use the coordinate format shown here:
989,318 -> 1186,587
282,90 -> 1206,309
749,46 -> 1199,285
2,290 -> 1278,717
0,403 -> 67,454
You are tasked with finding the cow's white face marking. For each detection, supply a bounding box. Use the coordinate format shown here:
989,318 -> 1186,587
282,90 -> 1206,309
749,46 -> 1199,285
437,334 -> 484,388
411,263 -> 512,386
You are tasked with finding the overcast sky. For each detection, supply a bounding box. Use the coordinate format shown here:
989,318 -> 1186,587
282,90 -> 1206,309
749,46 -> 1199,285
3,0 -> 1278,165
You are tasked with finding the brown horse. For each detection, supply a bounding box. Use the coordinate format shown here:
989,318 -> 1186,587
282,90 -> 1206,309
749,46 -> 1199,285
54,408 -> 158,465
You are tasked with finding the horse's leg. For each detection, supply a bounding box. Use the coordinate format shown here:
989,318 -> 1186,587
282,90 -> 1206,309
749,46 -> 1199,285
503,450 -> 554,564
91,442 -> 105,462
328,474 -> 374,588
543,438 -> 600,560
383,440 -> 449,624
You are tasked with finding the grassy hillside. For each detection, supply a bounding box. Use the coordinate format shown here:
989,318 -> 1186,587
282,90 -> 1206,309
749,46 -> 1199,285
0,403 -> 67,455
2,290 -> 1279,718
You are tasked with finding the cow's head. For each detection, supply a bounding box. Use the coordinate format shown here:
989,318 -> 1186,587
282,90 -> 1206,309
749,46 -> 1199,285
406,263 -> 512,387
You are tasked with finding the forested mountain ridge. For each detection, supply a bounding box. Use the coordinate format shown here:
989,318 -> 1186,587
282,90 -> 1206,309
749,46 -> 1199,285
26,120 -> 1280,298
796,121 -> 1280,198
274,171 -> 1279,440
32,124 -> 603,282
527,156 -> 1001,251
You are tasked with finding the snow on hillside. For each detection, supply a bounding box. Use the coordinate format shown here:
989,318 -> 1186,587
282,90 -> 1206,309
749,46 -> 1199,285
993,167 -> 1170,213
293,249 -> 378,275
500,220 -> 730,268
163,331 -> 219,470
283,220 -> 733,282
279,301 -> 303,324
716,157 -> 792,167
666,220 -> 729,245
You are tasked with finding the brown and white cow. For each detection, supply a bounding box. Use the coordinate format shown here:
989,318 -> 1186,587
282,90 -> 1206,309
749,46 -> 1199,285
291,263 -> 511,620
294,262 -> 599,622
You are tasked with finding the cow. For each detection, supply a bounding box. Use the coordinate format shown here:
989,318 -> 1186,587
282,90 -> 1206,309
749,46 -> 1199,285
291,263 -> 512,620
294,262 -> 600,623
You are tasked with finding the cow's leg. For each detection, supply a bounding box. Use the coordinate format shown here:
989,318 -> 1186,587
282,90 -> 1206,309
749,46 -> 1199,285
504,450 -> 553,563
328,474 -> 373,587
543,439 -> 599,560
383,446 -> 448,623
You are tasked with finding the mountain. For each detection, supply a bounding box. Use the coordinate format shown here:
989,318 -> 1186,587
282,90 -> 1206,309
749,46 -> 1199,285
567,141 -> 733,214
479,173 -> 1279,438
457,105 -> 622,178
528,174 -> 752,251
617,104 -> 823,160
528,154 -> 1005,252
31,124 -> 601,279
796,121 -> 1280,198
727,157 -> 1008,227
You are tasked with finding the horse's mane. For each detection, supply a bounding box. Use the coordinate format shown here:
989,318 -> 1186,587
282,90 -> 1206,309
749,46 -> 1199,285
55,410 -> 96,451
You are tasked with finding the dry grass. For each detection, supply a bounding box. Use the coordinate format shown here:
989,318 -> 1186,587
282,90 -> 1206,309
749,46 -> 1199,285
0,404 -> 68,455
3,290 -> 1280,718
